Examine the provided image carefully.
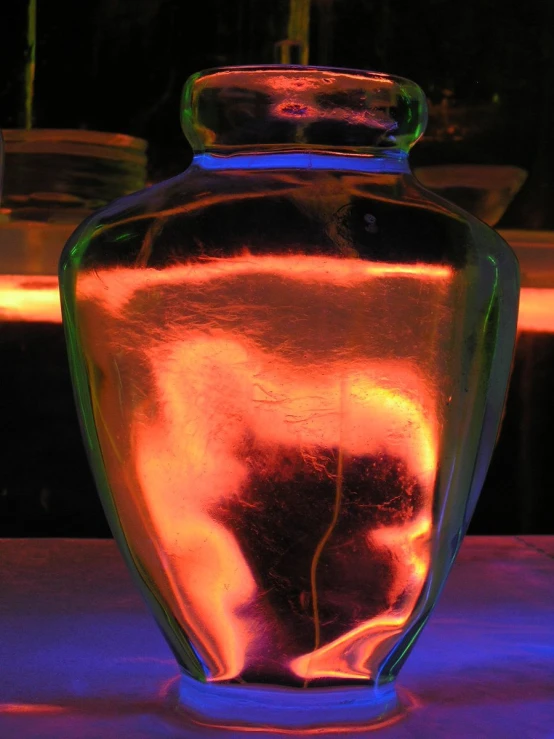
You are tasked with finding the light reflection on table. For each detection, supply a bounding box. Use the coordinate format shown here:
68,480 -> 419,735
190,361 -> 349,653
0,537 -> 552,738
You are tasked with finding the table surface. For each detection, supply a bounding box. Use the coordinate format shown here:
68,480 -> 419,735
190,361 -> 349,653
0,537 -> 553,738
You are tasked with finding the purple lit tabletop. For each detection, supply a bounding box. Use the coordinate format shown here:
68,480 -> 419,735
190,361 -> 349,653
1,537 -> 553,738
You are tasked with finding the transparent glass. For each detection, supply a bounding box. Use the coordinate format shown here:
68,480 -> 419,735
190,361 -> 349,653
59,66 -> 519,732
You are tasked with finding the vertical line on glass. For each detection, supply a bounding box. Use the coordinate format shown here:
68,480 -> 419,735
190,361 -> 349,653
305,377 -> 346,686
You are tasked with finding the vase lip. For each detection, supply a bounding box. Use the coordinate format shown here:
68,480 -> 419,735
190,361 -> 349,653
187,64 -> 422,90
182,65 -> 427,156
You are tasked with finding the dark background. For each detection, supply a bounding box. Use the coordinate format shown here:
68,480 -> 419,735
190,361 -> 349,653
1,0 -> 554,228
0,0 -> 553,537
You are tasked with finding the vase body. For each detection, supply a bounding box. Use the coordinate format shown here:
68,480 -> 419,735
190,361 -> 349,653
60,66 -> 519,731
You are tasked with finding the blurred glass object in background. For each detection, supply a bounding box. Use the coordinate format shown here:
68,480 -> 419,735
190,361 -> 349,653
0,128 -> 147,536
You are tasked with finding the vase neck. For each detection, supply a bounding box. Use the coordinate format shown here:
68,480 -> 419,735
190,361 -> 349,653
193,151 -> 410,174
181,66 -> 427,157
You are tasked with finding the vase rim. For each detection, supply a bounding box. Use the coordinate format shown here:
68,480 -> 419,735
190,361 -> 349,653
187,64 -> 421,91
182,65 -> 427,155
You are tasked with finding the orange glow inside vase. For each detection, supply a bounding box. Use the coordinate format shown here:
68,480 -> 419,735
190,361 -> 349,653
72,254 -> 453,684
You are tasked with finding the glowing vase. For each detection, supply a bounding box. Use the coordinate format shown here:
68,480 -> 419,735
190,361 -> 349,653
59,66 -> 519,732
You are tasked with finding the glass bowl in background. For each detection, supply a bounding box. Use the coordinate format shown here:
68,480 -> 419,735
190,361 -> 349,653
475,229 -> 554,533
0,128 -> 147,536
414,165 -> 528,228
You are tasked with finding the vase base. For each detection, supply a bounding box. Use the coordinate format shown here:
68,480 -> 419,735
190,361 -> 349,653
174,672 -> 404,733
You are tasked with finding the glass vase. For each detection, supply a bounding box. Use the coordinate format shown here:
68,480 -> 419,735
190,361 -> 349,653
59,66 -> 519,732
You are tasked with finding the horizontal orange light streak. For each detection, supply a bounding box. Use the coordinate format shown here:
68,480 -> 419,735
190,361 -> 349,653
517,288 -> 554,333
0,274 -> 552,334
76,257 -> 452,315
0,703 -> 66,715
0,275 -> 61,322
0,261 -> 451,324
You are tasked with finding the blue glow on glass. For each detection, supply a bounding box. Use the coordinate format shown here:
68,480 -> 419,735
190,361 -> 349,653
177,671 -> 400,729
194,151 -> 409,174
